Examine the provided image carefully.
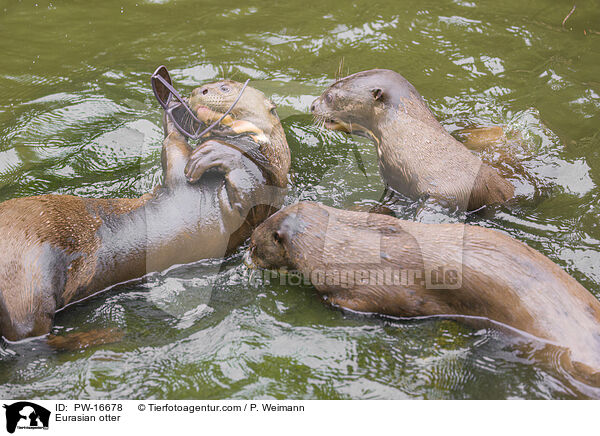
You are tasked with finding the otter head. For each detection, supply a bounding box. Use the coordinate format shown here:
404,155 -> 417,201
248,202 -> 329,271
189,80 -> 281,141
248,206 -> 298,271
310,69 -> 430,139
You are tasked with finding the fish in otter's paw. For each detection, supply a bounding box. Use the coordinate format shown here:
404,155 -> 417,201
310,69 -> 514,211
0,80 -> 290,342
248,201 -> 600,391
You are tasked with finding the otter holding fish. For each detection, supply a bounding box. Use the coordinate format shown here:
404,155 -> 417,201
311,69 -> 514,211
0,73 -> 290,341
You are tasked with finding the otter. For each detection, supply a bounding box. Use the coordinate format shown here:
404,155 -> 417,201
0,79 -> 290,342
249,202 -> 600,385
310,69 -> 514,211
185,80 -> 289,189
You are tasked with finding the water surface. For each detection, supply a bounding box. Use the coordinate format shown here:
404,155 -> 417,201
0,0 -> 599,399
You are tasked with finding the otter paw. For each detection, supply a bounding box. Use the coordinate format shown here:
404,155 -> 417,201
184,141 -> 244,184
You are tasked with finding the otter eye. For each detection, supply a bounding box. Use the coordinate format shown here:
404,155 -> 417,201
371,88 -> 383,101
273,231 -> 283,244
220,84 -> 231,93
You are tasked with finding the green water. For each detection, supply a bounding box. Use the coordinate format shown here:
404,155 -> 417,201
0,0 -> 599,399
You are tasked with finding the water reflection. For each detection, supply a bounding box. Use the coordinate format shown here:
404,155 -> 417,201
0,0 -> 598,399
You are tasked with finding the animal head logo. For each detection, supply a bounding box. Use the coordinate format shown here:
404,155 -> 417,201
3,402 -> 50,434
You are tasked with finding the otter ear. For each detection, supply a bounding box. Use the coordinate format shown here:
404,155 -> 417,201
266,100 -> 277,114
371,88 -> 384,101
273,230 -> 286,245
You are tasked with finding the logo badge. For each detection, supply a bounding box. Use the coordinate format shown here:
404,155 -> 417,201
3,402 -> 50,433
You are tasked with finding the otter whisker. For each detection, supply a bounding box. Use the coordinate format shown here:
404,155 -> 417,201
336,57 -> 345,81
319,117 -> 327,136
314,116 -> 323,136
311,114 -> 327,137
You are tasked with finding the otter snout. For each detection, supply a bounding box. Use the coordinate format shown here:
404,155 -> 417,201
309,96 -> 323,116
247,223 -> 285,271
310,93 -> 335,118
310,96 -> 349,132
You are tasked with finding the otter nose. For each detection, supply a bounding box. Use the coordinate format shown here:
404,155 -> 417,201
310,99 -> 319,112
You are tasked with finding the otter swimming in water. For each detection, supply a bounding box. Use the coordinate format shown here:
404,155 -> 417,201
249,202 -> 600,387
311,69 -> 514,211
0,79 -> 290,341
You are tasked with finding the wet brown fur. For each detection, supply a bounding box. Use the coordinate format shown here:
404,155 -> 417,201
188,80 -> 290,188
250,202 -> 600,382
47,328 -> 125,351
0,80 -> 289,342
311,69 -> 514,210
